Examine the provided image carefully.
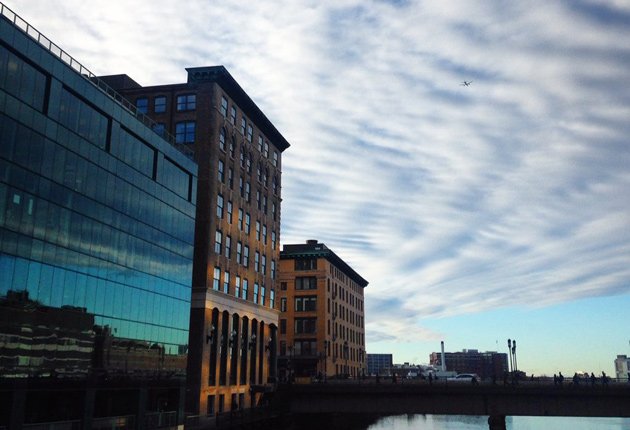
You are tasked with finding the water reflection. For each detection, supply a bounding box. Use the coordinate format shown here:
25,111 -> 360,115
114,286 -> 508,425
366,414 -> 630,430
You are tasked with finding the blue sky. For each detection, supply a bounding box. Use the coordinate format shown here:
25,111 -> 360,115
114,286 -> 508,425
9,0 -> 629,376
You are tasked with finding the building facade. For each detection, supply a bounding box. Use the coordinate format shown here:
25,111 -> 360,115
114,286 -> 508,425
614,355 -> 629,380
0,4 -> 197,428
367,354 -> 394,376
101,66 -> 290,415
429,349 -> 508,380
278,240 -> 368,380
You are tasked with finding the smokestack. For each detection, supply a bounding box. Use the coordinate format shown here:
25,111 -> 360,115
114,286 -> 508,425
441,341 -> 446,372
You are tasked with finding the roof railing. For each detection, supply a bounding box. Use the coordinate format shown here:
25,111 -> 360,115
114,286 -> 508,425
0,2 -> 194,160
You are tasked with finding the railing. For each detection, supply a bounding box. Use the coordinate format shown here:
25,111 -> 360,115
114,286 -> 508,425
0,1 -> 194,160
23,421 -> 80,430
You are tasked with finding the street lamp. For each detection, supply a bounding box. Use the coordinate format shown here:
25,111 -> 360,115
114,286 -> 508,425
507,339 -> 513,377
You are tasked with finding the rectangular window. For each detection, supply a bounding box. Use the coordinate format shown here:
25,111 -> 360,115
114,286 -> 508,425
263,142 -> 269,157
238,209 -> 244,230
136,97 -> 148,113
253,283 -> 259,304
261,255 -> 266,275
273,151 -> 279,167
295,296 -> 317,312
246,124 -> 253,142
220,96 -> 228,117
280,319 -> 287,335
295,318 -> 317,334
218,160 -> 225,182
0,45 -> 47,111
271,260 -> 276,279
245,213 -> 251,234
242,279 -> 248,300
152,123 -> 165,137
295,277 -> 317,290
256,221 -> 261,240
280,282 -> 287,291
228,167 -> 234,189
175,121 -> 195,143
235,276 -> 241,298
241,118 -> 246,135
258,136 -> 264,152
245,182 -> 251,202
272,202 -> 276,221
239,177 -> 244,197
295,258 -> 317,271
217,194 -> 224,218
219,128 -> 226,151
272,231 -> 277,250
223,271 -> 230,294
177,94 -> 196,111
225,235 -> 231,259
280,298 -> 287,312
243,246 -> 249,267
230,106 -> 236,124
213,267 -> 221,290
260,286 -> 266,306
227,201 -> 233,223
154,96 -> 166,113
262,225 -> 267,244
254,252 -> 260,272
215,230 -> 222,254
236,242 -> 242,264
270,290 -> 275,308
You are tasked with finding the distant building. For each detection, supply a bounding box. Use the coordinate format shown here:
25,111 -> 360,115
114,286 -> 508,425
429,349 -> 508,379
614,355 -> 629,380
278,240 -> 368,380
0,5 -> 196,428
367,354 -> 393,376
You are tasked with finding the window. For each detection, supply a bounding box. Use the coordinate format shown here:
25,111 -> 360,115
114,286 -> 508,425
295,277 -> 317,290
219,128 -> 226,151
239,177 -> 244,197
177,94 -> 196,111
218,160 -> 225,182
272,231 -> 277,250
243,246 -> 249,267
272,202 -> 277,221
254,252 -> 260,272
246,124 -> 253,142
280,282 -> 287,291
257,164 -> 262,183
229,137 -> 235,158
272,176 -> 279,195
227,201 -> 233,223
262,225 -> 267,244
220,96 -> 228,117
295,258 -> 317,271
225,235 -> 231,259
241,117 -> 246,135
262,196 -> 268,214
245,182 -> 251,202
295,296 -> 317,312
230,106 -> 236,124
256,191 -> 261,210
213,267 -> 221,290
217,194 -> 224,218
215,230 -> 222,254
258,136 -> 264,152
261,255 -> 267,275
261,286 -> 266,306
253,283 -> 259,304
280,319 -> 287,334
294,340 -> 317,356
154,96 -> 166,113
136,98 -> 148,113
242,279 -> 248,300
271,260 -> 276,279
228,167 -> 234,188
263,142 -> 269,157
280,298 -> 287,312
236,242 -> 242,264
245,213 -> 251,234
238,209 -> 244,230
295,318 -> 317,334
175,121 -> 195,143
235,276 -> 241,297
273,151 -> 279,167
223,271 -> 230,294
256,221 -> 261,240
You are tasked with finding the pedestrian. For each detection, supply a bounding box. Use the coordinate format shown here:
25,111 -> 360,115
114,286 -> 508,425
558,372 -> 564,385
572,372 -> 579,386
602,371 -> 608,386
553,374 -> 557,386
590,372 -> 596,386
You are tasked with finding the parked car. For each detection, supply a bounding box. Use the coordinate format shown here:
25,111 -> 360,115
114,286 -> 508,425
447,373 -> 479,383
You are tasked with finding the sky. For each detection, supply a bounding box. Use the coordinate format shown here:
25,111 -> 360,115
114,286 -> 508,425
7,0 -> 630,376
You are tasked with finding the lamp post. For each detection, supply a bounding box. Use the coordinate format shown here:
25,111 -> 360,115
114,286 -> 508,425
507,339 -> 513,379
512,340 -> 517,378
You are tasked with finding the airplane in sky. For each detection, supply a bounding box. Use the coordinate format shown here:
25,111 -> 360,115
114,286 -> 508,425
461,81 -> 472,86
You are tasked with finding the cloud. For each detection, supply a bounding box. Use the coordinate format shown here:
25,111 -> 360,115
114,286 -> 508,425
11,0 -> 630,348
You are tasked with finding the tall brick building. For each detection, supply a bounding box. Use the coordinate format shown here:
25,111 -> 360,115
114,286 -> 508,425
278,240 -> 368,380
102,67 -> 290,415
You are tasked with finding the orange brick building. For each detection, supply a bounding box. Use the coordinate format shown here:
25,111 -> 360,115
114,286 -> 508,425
278,240 -> 368,380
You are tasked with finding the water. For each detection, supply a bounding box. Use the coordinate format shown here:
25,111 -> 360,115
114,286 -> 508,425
366,415 -> 630,430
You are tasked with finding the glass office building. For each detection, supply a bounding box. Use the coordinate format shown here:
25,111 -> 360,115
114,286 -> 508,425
0,4 -> 197,428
